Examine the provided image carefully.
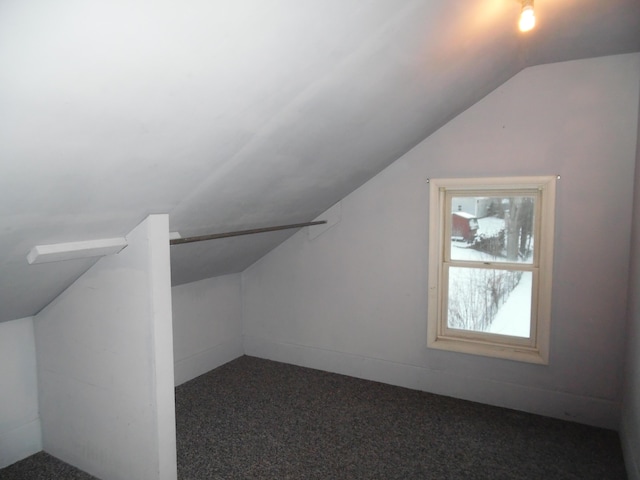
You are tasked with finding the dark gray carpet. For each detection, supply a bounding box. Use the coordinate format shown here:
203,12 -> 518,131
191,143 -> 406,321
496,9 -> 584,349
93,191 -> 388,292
0,451 -> 97,479
1,355 -> 628,479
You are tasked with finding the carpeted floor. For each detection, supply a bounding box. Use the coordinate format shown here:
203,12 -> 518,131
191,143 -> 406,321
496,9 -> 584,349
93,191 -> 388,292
1,355 -> 628,479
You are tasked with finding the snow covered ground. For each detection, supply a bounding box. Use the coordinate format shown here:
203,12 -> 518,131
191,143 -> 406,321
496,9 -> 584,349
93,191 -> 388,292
487,272 -> 531,338
476,216 -> 504,236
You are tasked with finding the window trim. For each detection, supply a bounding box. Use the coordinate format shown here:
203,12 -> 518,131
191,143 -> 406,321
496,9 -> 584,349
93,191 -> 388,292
427,176 -> 556,364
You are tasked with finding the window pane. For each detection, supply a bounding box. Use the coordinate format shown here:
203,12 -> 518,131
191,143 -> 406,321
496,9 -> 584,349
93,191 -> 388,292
447,267 -> 532,338
450,196 -> 535,264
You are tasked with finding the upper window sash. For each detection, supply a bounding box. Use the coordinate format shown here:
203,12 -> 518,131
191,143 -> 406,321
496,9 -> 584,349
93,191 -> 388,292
443,188 -> 542,268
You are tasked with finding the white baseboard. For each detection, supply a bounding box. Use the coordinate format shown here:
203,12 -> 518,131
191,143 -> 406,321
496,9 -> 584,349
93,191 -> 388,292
243,335 -> 620,430
174,339 -> 244,386
0,418 -> 43,469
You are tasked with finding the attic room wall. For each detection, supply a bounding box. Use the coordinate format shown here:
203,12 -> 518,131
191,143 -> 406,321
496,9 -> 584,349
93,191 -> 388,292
34,215 -> 177,480
0,316 -> 41,468
242,53 -> 640,429
172,273 -> 243,386
621,87 -> 640,480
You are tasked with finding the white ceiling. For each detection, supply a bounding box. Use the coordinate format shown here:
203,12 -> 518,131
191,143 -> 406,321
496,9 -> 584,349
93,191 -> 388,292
1,0 -> 639,323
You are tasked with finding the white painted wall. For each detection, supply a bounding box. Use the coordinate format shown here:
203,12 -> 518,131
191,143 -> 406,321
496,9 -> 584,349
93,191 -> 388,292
0,316 -> 42,468
172,274 -> 243,386
34,215 -> 177,480
242,53 -> 640,429
621,87 -> 640,480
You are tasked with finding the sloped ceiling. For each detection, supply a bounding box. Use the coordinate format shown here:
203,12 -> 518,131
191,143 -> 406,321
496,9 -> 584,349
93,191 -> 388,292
1,0 -> 639,323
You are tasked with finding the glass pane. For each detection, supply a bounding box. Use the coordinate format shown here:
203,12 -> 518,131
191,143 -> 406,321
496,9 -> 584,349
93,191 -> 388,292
450,195 -> 535,264
447,267 -> 532,338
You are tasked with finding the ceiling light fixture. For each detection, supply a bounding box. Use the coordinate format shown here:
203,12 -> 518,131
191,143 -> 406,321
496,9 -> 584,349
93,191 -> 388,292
519,0 -> 535,32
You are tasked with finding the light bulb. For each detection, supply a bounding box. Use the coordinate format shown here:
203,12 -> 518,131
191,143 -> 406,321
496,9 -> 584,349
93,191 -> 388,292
519,4 -> 535,32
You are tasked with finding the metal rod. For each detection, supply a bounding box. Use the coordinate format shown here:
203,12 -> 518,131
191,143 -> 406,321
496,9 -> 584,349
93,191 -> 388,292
170,221 -> 327,246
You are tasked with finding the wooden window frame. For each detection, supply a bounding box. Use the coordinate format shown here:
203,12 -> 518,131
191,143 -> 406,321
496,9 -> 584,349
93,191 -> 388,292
427,176 -> 556,364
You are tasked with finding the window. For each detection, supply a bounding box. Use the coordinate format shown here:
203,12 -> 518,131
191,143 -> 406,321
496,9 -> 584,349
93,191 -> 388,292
427,176 -> 556,364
